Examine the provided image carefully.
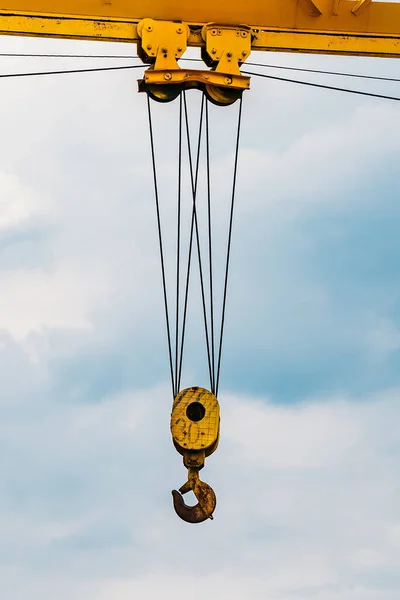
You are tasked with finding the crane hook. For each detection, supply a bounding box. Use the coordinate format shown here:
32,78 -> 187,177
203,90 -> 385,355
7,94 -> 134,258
172,468 -> 216,523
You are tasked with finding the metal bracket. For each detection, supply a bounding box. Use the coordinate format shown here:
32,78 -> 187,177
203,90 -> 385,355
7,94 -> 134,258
333,0 -> 340,16
201,23 -> 252,75
351,0 -> 372,15
299,0 -> 323,17
137,18 -> 189,70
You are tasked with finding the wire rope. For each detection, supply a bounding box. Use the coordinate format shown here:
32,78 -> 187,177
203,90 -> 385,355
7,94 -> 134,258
244,61 -> 400,83
2,53 -> 399,84
242,69 -> 400,101
205,100 -> 216,394
176,94 -> 204,392
147,95 -> 175,395
215,95 -> 244,397
182,93 -> 214,392
0,60 -> 397,100
174,94 -> 183,397
0,64 -> 144,78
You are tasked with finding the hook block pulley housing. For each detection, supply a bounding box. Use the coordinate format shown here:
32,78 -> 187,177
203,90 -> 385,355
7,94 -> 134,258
171,387 -> 220,469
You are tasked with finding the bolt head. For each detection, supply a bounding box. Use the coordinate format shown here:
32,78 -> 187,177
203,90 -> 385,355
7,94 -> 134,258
226,52 -> 232,58
211,29 -> 217,35
224,76 -> 232,85
211,48 -> 217,54
146,44 -> 152,50
241,31 -> 248,38
177,46 -> 183,52
164,72 -> 172,81
177,26 -> 183,33
146,25 -> 152,32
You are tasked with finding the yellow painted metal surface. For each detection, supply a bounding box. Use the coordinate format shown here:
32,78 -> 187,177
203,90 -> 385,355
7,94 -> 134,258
137,18 -> 189,68
0,0 -> 399,56
137,20 -> 250,104
170,387 -> 220,453
0,12 -> 138,41
0,0 -> 399,33
252,30 -> 400,57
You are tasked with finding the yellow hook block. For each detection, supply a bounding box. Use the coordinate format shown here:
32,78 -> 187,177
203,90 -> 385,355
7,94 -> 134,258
171,387 -> 220,522
171,387 -> 220,455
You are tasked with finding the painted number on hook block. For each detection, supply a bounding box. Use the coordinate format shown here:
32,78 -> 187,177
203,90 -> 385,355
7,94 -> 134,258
171,387 -> 220,452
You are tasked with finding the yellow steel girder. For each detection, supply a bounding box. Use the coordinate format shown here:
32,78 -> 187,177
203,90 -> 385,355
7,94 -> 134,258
0,0 -> 399,57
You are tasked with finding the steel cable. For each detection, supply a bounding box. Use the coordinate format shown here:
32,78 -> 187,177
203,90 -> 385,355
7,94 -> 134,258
205,100 -> 216,394
3,53 -> 399,85
181,93 -> 214,392
216,95 -> 244,397
177,94 -> 207,392
147,95 -> 176,395
174,93 -> 183,397
242,69 -> 400,101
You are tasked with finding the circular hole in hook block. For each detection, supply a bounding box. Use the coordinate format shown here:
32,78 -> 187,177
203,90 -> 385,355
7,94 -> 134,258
186,402 -> 206,422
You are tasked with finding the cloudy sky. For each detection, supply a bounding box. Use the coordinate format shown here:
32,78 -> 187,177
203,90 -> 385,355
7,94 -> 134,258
0,26 -> 400,600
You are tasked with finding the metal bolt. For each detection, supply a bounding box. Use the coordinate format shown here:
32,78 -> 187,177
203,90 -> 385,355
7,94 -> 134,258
241,31 -> 248,38
146,25 -> 152,32
242,50 -> 247,56
211,28 -> 218,36
224,76 -> 232,85
164,72 -> 172,81
211,48 -> 217,54
226,52 -> 232,58
147,44 -> 152,50
177,46 -> 183,52
177,26 -> 183,34
161,47 -> 168,54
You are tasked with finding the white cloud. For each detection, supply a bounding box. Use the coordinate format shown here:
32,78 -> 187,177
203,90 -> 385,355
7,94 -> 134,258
236,102 -> 400,212
0,267 -> 106,338
0,172 -> 44,231
223,394 -> 362,467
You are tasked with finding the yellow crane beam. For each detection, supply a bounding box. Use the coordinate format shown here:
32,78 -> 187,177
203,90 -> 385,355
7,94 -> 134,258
0,0 -> 399,57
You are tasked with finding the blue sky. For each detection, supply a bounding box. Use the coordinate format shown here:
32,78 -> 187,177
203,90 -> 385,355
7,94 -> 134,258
0,31 -> 399,600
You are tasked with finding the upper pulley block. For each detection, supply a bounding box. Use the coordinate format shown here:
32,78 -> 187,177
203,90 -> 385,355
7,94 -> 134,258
137,18 -> 251,105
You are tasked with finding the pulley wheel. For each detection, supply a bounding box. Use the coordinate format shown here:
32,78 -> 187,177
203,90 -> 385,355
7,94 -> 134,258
204,84 -> 243,107
145,83 -> 182,103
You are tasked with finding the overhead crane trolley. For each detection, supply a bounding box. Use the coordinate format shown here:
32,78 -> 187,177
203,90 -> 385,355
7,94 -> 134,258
2,0 -> 399,522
